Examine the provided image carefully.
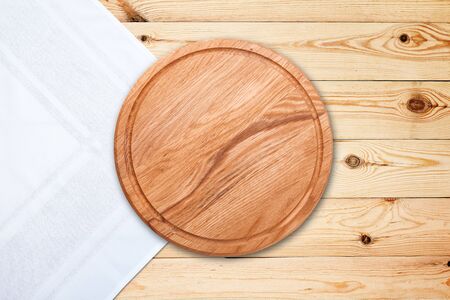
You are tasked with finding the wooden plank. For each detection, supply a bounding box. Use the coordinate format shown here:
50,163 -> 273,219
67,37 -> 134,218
117,256 -> 450,299
327,140 -> 450,198
120,140 -> 450,200
156,198 -> 450,258
318,82 -> 450,140
101,0 -> 450,23
125,22 -> 450,80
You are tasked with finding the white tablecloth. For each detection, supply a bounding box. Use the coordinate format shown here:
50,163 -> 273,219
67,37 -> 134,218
0,0 -> 166,298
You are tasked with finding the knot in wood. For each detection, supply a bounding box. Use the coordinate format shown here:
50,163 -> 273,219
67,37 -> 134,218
384,197 -> 397,203
399,33 -> 410,43
345,154 -> 362,169
140,35 -> 149,42
360,234 -> 372,245
407,97 -> 431,113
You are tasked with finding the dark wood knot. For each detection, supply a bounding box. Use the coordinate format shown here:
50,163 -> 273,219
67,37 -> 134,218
345,155 -> 362,169
384,197 -> 397,203
447,261 -> 450,267
140,35 -> 149,42
399,33 -> 410,43
407,97 -> 431,113
360,234 -> 372,245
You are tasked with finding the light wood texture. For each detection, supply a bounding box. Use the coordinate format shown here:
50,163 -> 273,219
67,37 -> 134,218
117,256 -> 450,299
100,0 -> 450,298
125,22 -> 450,80
327,140 -> 450,198
156,198 -> 450,257
115,40 -> 333,256
319,81 -> 450,140
101,0 -> 450,22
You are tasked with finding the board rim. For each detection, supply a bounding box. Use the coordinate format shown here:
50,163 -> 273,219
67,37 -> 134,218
114,39 -> 333,256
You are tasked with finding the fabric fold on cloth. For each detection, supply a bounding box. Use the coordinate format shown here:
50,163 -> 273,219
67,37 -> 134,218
0,0 -> 166,298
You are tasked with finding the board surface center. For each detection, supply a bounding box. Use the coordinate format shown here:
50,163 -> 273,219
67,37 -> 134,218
115,40 -> 332,255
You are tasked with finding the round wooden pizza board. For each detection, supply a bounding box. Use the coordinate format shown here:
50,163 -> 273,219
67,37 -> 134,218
114,39 -> 333,256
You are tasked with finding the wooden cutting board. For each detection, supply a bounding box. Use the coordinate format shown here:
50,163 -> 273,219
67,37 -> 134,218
114,39 -> 332,256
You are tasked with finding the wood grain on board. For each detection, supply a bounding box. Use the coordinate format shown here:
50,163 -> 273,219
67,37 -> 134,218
157,198 -> 450,258
117,256 -> 450,299
101,0 -> 450,22
115,39 -> 332,256
125,22 -> 450,81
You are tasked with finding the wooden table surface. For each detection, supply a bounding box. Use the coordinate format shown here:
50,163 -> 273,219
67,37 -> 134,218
100,1 -> 450,298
